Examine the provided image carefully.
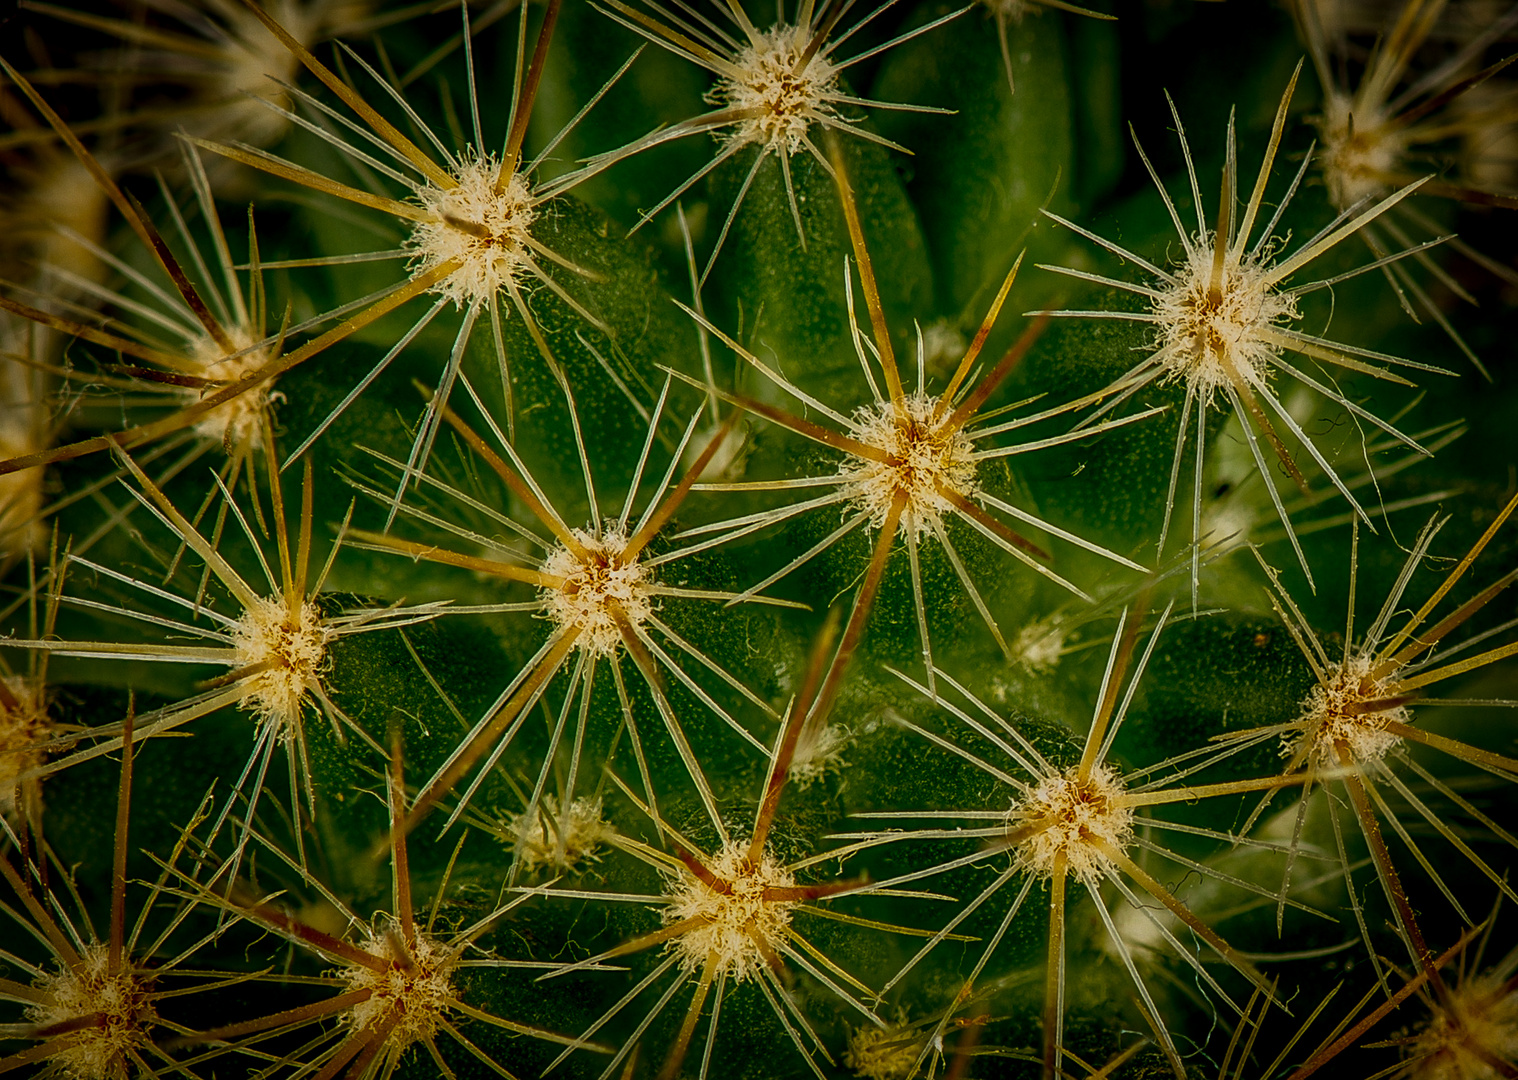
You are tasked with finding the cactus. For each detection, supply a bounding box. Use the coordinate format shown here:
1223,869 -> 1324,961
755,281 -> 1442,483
1,1 -> 1517,1078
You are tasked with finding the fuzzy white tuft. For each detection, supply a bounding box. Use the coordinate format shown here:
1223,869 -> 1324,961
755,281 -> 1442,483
710,25 -> 842,156
505,795 -> 614,873
789,723 -> 851,788
1316,93 -> 1405,211
840,392 -> 979,540
1007,763 -> 1134,883
1012,617 -> 1067,674
230,595 -> 331,730
1150,237 -> 1299,405
408,153 -> 538,309
1293,654 -> 1407,766
662,841 -> 798,981
918,319 -> 967,378
1406,968 -> 1518,1080
540,528 -> 654,658
844,1010 -> 922,1080
344,926 -> 456,1046
189,328 -> 275,450
29,945 -> 155,1080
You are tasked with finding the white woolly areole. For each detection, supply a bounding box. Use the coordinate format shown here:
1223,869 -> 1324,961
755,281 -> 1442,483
1012,617 -> 1067,674
540,528 -> 654,658
1407,971 -> 1518,1080
505,795 -> 614,873
789,723 -> 850,789
0,675 -> 50,823
407,154 -> 538,309
28,945 -> 155,1080
1150,238 -> 1299,405
839,392 -> 979,541
1317,93 -> 1404,211
1292,654 -> 1407,767
662,841 -> 798,981
845,1011 -> 921,1080
1006,763 -> 1134,884
343,927 -> 456,1046
190,328 -> 274,451
710,25 -> 842,156
230,595 -> 331,731
225,3 -> 309,93
919,319 -> 967,376
205,1 -> 314,146
1200,488 -> 1258,553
